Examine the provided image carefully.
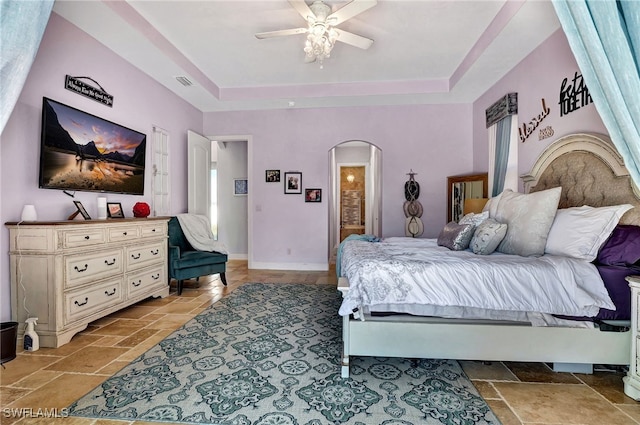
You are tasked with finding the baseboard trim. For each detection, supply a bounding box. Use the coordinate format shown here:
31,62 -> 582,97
228,254 -> 248,260
250,261 -> 329,271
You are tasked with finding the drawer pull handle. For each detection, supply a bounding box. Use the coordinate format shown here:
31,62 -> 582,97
104,258 -> 116,266
131,253 -> 141,260
74,264 -> 89,272
74,297 -> 89,307
152,229 -> 156,232
132,280 -> 142,287
123,231 -> 128,236
84,235 -> 90,240
105,288 -> 117,296
150,249 -> 159,255
152,273 -> 160,280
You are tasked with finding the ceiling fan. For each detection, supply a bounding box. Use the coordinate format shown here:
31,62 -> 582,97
255,0 -> 377,65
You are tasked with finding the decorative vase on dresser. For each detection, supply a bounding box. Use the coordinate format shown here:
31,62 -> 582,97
6,217 -> 170,348
624,275 -> 640,400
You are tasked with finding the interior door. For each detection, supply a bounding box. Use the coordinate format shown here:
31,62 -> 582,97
187,130 -> 211,216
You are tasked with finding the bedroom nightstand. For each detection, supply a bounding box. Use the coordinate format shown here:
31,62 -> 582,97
624,275 -> 640,400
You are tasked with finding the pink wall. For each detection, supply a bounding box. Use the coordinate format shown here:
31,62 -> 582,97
472,29 -> 607,182
204,104 -> 473,266
0,13 -> 203,320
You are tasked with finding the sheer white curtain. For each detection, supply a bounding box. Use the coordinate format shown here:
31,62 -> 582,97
0,0 -> 53,135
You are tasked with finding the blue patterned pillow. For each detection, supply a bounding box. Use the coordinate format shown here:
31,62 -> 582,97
437,222 -> 475,251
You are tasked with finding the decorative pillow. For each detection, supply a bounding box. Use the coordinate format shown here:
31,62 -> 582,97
545,204 -> 634,261
437,222 -> 475,251
470,218 -> 507,255
597,224 -> 640,266
494,187 -> 561,257
482,192 -> 503,218
459,211 -> 489,227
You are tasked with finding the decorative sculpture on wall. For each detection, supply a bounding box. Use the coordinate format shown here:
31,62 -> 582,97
403,169 -> 424,237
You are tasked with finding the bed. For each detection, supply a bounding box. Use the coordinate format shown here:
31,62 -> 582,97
338,133 -> 640,378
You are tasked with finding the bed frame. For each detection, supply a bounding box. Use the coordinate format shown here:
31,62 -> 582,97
339,133 -> 640,378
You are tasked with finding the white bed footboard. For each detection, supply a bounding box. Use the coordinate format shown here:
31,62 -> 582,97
338,278 -> 630,378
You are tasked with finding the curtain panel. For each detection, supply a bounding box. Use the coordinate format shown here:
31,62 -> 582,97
0,0 -> 53,136
552,0 -> 640,188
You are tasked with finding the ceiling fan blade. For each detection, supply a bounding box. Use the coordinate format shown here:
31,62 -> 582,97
328,0 -> 377,26
334,29 -> 373,50
255,28 -> 308,39
288,0 -> 314,21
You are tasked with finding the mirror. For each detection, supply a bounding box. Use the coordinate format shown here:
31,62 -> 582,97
447,173 -> 488,222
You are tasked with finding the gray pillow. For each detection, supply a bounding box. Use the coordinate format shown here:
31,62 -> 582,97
437,222 -> 475,251
459,211 -> 489,227
470,218 -> 507,255
494,187 -> 562,257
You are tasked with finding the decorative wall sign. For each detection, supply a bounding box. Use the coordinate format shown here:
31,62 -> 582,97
65,75 -> 114,107
519,98 -> 550,143
538,126 -> 555,141
485,92 -> 518,128
559,72 -> 592,117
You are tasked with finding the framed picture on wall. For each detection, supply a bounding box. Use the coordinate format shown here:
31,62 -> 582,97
265,170 -> 280,182
234,178 -> 248,196
305,188 -> 322,203
284,172 -> 302,194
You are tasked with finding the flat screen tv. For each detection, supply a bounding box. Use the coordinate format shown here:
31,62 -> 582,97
39,97 -> 146,195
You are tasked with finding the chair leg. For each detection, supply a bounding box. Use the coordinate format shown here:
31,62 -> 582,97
178,280 -> 184,295
220,273 -> 228,286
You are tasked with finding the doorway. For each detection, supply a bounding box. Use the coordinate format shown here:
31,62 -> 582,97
328,141 -> 382,263
339,165 -> 366,242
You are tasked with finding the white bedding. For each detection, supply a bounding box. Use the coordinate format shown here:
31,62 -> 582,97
339,237 -> 615,321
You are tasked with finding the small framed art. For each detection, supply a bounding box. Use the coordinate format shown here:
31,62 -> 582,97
265,170 -> 280,182
284,172 -> 302,194
73,201 -> 91,219
305,188 -> 322,203
107,202 -> 125,218
234,178 -> 248,196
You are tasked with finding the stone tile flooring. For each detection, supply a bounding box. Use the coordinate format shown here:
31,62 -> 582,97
0,260 -> 637,424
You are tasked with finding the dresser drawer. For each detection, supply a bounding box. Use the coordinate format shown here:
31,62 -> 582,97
65,278 -> 123,324
140,223 -> 167,238
108,226 -> 140,242
65,249 -> 123,288
126,242 -> 165,270
61,228 -> 106,248
127,265 -> 166,297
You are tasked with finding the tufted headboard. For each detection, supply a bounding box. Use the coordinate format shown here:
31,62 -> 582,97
521,133 -> 640,226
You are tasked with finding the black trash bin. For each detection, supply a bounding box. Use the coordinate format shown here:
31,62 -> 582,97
1,322 -> 19,364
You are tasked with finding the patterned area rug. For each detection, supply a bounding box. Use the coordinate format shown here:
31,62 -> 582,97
69,283 -> 501,424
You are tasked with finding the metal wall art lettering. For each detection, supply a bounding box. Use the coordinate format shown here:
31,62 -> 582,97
65,75 -> 114,107
559,72 -> 592,116
538,125 -> 554,141
519,98 -> 550,143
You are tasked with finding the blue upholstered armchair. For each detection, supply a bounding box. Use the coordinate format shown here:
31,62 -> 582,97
167,216 -> 228,295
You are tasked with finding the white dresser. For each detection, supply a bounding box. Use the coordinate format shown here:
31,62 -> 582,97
7,218 -> 169,348
624,275 -> 640,400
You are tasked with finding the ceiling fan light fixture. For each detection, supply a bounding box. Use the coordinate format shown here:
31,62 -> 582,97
304,23 -> 338,65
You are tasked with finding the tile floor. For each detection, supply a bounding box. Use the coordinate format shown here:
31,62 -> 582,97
0,260 -> 638,425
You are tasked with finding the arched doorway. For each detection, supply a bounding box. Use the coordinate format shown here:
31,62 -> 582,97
328,141 -> 382,263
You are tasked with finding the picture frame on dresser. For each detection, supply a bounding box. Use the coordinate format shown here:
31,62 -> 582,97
70,201 -> 91,220
107,202 -> 124,218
